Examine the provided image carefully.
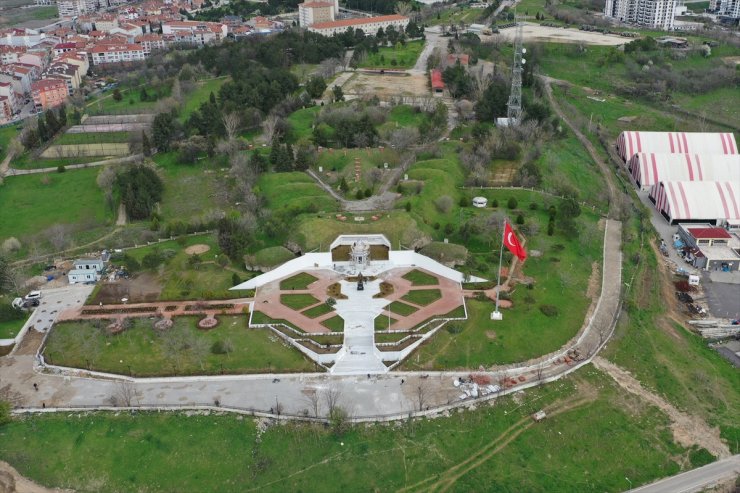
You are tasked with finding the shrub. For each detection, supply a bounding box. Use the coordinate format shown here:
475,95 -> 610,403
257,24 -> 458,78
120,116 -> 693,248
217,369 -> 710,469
446,323 -> 464,334
355,189 -> 364,200
539,304 -> 559,317
516,214 -> 524,225
326,297 -> 336,307
0,304 -> 25,323
459,196 -> 470,207
211,340 -> 233,355
1,237 -> 21,254
405,202 -> 412,212
507,197 -> 518,209
364,188 -> 372,198
444,223 -> 454,235
547,221 -> 554,236
434,195 -> 454,214
492,199 -> 499,208
529,203 -> 538,210
57,165 -> 65,173
231,272 -> 241,286
433,222 -> 441,230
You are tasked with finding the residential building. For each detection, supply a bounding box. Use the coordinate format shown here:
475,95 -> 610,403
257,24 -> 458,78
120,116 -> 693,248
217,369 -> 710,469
717,0 -> 740,17
0,74 -> 26,99
0,81 -> 21,112
0,46 -> 26,65
604,0 -> 677,30
57,51 -> 90,76
89,43 -> 145,64
161,20 -> 228,45
298,2 -> 336,27
93,14 -> 120,32
307,14 -> 409,36
31,78 -> 68,110
58,0 -> 101,18
134,33 -> 166,55
45,62 -> 83,93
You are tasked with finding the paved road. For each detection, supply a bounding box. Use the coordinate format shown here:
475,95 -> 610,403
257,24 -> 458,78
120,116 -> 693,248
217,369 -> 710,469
627,454 -> 740,493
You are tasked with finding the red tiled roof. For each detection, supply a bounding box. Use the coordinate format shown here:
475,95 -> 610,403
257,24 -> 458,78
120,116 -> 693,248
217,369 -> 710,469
31,78 -> 67,91
431,69 -> 444,89
300,2 -> 335,7
687,227 -> 732,239
310,14 -> 407,30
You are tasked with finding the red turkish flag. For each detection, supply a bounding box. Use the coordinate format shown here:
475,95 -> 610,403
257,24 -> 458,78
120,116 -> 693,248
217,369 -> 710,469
503,222 -> 527,262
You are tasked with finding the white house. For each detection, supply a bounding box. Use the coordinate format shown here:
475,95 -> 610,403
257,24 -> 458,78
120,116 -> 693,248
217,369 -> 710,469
68,258 -> 104,284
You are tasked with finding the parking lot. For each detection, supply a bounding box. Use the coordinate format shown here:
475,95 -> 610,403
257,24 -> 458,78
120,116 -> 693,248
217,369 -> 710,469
701,272 -> 740,320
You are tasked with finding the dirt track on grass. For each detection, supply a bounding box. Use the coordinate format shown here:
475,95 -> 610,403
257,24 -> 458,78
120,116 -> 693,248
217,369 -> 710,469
592,357 -> 731,459
0,461 -> 72,493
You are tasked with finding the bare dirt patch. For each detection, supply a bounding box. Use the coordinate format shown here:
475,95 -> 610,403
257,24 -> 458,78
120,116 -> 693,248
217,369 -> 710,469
485,330 -> 497,340
185,244 -> 210,255
343,72 -> 429,99
0,461 -> 72,493
592,356 -> 731,459
90,274 -> 162,304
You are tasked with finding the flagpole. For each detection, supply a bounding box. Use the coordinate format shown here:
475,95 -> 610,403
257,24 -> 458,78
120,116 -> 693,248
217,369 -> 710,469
493,219 -> 506,320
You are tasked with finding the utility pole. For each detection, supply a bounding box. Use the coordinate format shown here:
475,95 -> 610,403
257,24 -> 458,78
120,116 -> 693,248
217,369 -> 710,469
506,16 -> 525,126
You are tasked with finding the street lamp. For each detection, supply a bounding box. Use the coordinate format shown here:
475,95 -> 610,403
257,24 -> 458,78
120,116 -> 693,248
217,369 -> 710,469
625,477 -> 632,489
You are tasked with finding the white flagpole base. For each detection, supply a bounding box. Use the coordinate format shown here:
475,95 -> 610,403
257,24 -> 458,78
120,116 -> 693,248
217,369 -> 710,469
490,311 -> 503,321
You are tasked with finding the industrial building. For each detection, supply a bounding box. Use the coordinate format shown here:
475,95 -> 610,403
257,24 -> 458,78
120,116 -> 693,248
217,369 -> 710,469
628,153 -> 740,191
649,180 -> 740,224
617,131 -> 738,162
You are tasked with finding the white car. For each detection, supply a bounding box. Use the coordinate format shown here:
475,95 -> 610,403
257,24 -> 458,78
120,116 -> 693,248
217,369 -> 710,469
24,290 -> 42,301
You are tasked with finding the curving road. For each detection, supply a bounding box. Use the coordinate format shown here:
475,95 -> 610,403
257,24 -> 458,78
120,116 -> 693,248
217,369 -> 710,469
627,454 -> 740,493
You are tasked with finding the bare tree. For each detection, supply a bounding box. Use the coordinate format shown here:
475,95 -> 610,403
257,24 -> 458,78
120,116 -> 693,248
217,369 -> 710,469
415,381 -> 429,411
222,112 -> 242,141
262,114 -> 282,143
535,362 -> 546,382
389,127 -> 419,151
395,1 -> 413,16
302,388 -> 321,417
111,380 -> 136,407
44,224 -> 72,251
318,58 -> 341,78
323,385 -> 342,416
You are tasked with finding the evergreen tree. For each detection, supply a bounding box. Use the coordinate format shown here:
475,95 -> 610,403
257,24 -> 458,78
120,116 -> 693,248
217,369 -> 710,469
71,108 -> 81,125
112,88 -> 122,101
269,136 -> 281,166
140,87 -> 149,102
45,109 -> 59,135
142,131 -> 152,157
58,104 -> 67,127
332,85 -> 344,102
37,117 -> 48,142
339,177 -> 349,193
115,165 -> 164,220
249,150 -> 267,174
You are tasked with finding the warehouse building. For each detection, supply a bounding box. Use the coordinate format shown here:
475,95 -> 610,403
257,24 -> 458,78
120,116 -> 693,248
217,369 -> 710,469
628,153 -> 740,191
617,131 -> 738,162
649,180 -> 740,224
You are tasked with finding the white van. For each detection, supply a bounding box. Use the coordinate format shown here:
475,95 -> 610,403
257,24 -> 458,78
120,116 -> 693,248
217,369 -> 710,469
472,197 -> 488,208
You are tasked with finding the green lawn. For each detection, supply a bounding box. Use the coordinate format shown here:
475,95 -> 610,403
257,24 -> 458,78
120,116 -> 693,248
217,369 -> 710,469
401,289 -> 442,306
280,293 -> 320,310
286,106 -> 321,143
257,171 -> 338,214
0,368 -> 704,492
402,269 -> 439,286
153,152 -> 234,225
357,41 -> 425,69
302,303 -> 333,319
0,319 -> 24,339
374,315 -> 397,330
44,316 -> 315,376
0,5 -> 57,28
54,132 -> 131,145
86,87 -> 164,115
0,167 -> 110,242
388,301 -> 418,316
179,77 -> 230,122
279,272 -> 318,290
252,246 -> 295,269
114,233 -> 253,301
320,315 -> 345,332
0,126 -> 18,162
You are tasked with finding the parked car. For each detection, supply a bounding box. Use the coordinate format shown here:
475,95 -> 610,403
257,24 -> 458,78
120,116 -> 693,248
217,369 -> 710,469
12,297 -> 39,309
24,290 -> 42,301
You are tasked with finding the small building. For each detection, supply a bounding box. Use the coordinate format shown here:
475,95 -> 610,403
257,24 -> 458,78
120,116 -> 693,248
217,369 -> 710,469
677,224 -> 740,271
446,53 -> 470,66
431,69 -> 444,94
68,258 -> 105,284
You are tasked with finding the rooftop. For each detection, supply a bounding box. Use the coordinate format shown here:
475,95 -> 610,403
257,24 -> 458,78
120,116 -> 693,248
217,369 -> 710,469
310,14 -> 407,30
688,227 -> 732,239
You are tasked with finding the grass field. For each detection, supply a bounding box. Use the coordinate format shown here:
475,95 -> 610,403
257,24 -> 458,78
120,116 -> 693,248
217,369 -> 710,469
0,368 -> 706,492
179,77 -> 230,122
388,300 -> 418,316
0,126 -> 18,162
401,289 -> 442,306
0,167 -> 109,242
402,269 -> 439,286
357,41 -> 425,69
153,152 -> 234,224
44,316 -> 314,376
0,5 -> 57,28
119,233 -> 252,301
279,272 -> 318,290
320,315 -> 344,332
257,171 -> 338,214
280,293 -> 320,310
54,131 -> 131,145
0,319 -> 24,339
295,213 -> 423,252
286,106 -> 321,143
302,303 -> 333,318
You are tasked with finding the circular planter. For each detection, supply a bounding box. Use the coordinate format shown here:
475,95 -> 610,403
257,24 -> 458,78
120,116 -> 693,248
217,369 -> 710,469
198,316 -> 218,330
154,318 -> 173,331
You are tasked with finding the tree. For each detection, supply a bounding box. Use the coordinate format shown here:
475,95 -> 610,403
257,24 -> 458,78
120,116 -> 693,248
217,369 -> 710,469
142,131 -> 152,157
222,112 -> 242,141
332,85 -> 344,102
140,87 -> 150,102
151,112 -> 180,152
0,255 -> 16,294
306,76 -> 327,99
58,104 -> 67,127
475,76 -> 510,121
217,215 -> 254,260
112,88 -> 122,101
116,165 -> 164,220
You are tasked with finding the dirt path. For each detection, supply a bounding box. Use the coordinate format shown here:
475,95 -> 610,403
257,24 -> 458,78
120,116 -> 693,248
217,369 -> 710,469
0,461 -> 72,493
305,168 -> 400,212
592,356 -> 731,459
0,149 -> 16,177
540,76 -> 620,218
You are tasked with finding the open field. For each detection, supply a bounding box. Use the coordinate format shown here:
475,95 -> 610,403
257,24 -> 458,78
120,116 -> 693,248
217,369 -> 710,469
357,41 -> 425,69
0,319 -> 23,339
0,126 -> 18,162
343,72 -> 429,99
179,77 -> 230,122
286,106 -> 321,143
45,316 -> 315,376
492,23 -> 633,46
0,4 -> 57,28
54,131 -> 131,145
0,368 -> 710,492
257,171 -> 338,214
0,167 -> 109,242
